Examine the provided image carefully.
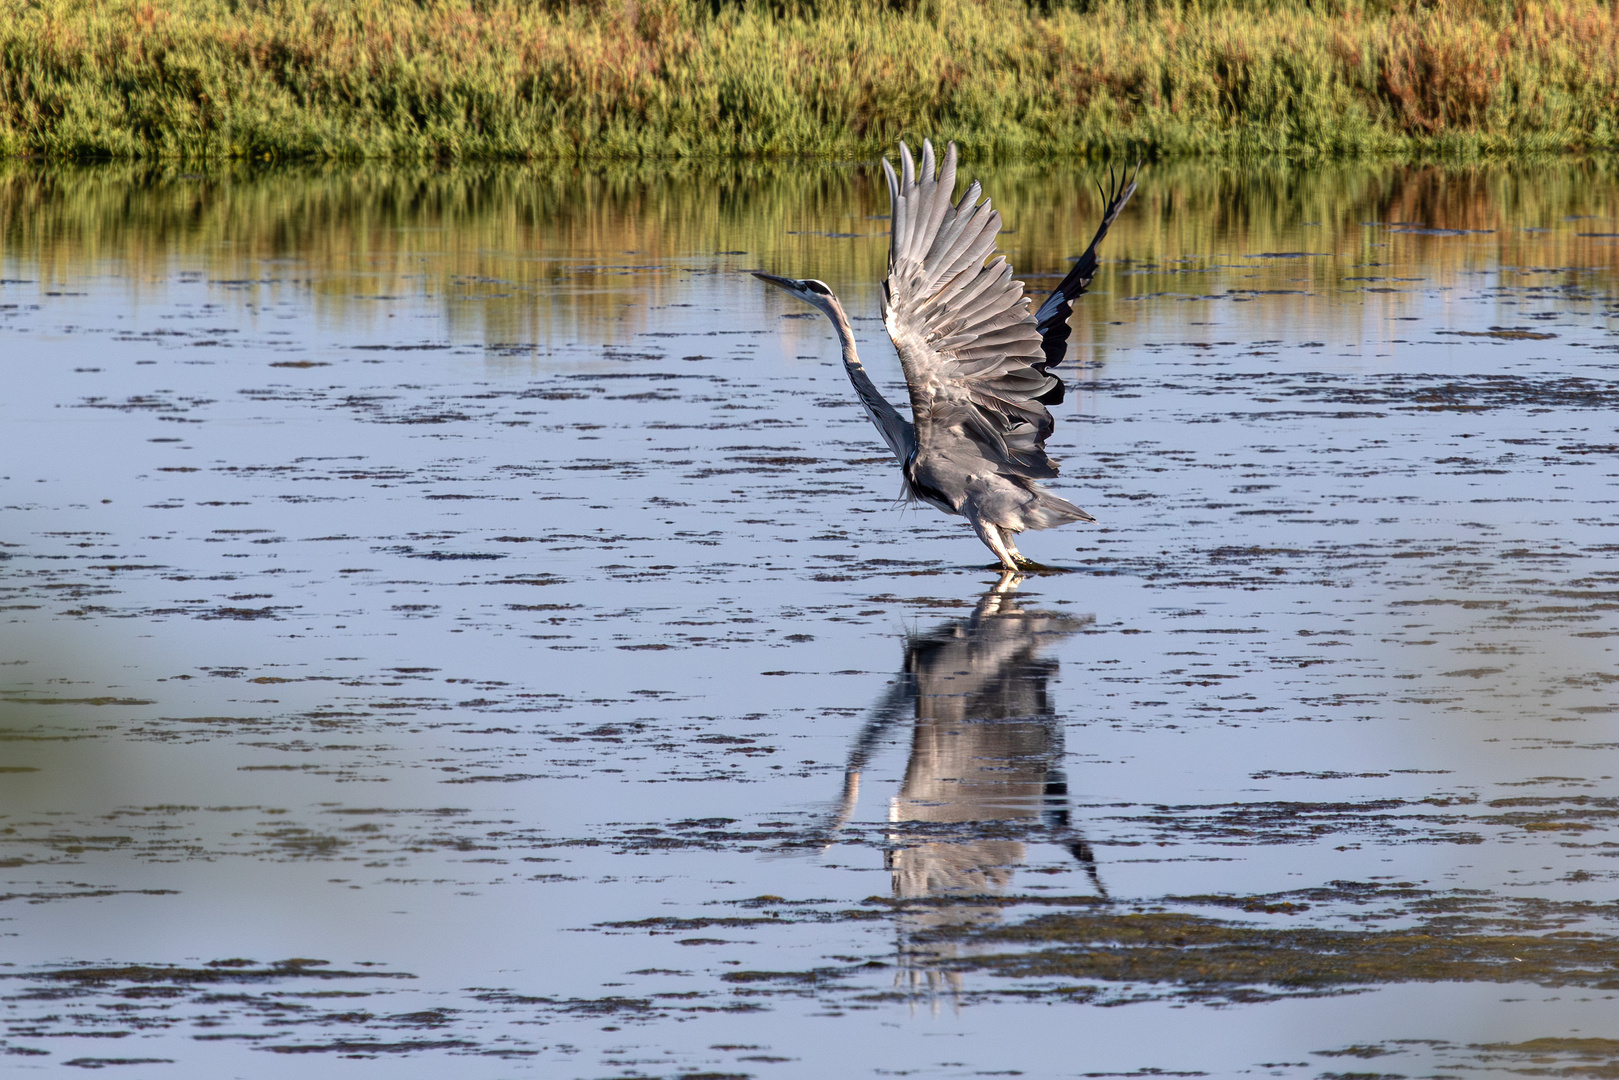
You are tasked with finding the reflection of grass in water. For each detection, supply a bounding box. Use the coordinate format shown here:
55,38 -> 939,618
0,692 -> 403,865
1,0 -> 1617,160
0,693 -> 132,819
2,157 -> 1617,347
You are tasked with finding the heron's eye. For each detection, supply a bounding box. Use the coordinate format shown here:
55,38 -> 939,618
803,280 -> 830,295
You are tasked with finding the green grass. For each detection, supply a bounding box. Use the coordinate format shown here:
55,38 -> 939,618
1,0 -> 1616,161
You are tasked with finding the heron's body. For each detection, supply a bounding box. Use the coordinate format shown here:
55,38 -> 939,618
755,140 -> 1137,570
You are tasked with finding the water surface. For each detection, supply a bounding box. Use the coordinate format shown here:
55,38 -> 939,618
3,158 -> 1619,1078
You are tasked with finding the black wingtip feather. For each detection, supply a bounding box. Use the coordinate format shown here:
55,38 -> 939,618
1029,163 -> 1141,391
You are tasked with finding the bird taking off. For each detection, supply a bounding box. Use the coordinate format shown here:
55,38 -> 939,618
754,140 -> 1138,571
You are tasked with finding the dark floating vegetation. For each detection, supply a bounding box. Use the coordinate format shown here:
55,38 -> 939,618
8,887 -> 1619,1052
590,883 -> 1619,1009
22,957 -> 416,986
2,0 -> 1618,160
908,891 -> 1619,1005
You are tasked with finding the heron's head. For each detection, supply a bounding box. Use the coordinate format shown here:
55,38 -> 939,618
752,272 -> 841,318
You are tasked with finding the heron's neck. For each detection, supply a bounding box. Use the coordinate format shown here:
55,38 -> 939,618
822,299 -> 871,375
822,297 -> 911,461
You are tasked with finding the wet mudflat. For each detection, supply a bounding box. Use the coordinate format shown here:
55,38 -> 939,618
2,159 -> 1619,1078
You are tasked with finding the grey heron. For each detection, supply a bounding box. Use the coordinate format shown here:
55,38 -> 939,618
754,140 -> 1137,570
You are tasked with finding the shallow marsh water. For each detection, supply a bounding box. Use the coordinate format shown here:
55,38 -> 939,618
3,158 -> 1619,1077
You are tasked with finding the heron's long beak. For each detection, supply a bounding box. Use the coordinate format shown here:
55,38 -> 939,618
751,271 -> 800,292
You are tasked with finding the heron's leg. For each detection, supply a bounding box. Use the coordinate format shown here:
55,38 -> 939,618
999,527 -> 1036,568
972,519 -> 1019,571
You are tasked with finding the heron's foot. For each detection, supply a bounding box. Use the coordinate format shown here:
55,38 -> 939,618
991,570 -> 1026,593
1007,558 -> 1076,575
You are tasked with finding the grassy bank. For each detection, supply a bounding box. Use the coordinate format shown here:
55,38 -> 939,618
1,0 -> 1616,161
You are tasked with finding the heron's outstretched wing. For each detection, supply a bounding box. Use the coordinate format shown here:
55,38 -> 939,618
1031,166 -> 1139,405
881,140 -> 1057,478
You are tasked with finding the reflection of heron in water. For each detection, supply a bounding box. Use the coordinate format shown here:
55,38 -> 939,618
825,572 -> 1102,1000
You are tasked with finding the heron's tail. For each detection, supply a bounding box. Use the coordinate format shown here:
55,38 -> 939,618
1023,487 -> 1095,530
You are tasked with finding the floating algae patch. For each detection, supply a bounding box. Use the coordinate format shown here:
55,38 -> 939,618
20,958 -> 417,987
902,889 -> 1619,1005
600,887 -> 1619,1011
1469,1038 -> 1619,1077
1308,1038 -> 1619,1078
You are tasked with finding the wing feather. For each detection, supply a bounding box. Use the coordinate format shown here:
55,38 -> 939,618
922,214 -> 994,297
882,140 -> 1130,483
1029,164 -> 1140,406
922,184 -> 984,279
930,252 -> 1013,329
908,143 -> 953,267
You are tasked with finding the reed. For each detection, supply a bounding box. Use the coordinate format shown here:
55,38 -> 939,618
0,0 -> 1614,161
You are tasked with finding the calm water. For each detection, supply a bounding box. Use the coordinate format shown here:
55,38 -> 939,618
3,158 -> 1619,1078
